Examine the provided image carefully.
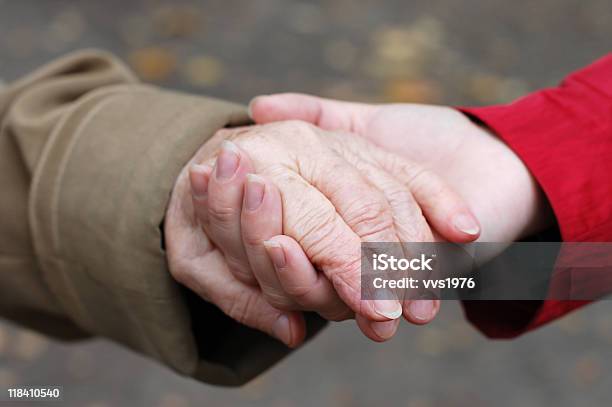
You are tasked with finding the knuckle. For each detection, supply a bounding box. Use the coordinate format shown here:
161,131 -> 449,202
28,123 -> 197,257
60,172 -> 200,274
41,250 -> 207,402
345,198 -> 395,239
242,231 -> 263,248
385,186 -> 413,206
406,167 -> 434,191
260,164 -> 306,192
230,129 -> 265,149
208,204 -> 238,226
329,256 -> 362,293
384,153 -> 419,176
241,219 -> 275,249
349,198 -> 386,222
263,291 -> 296,310
227,289 -> 256,325
232,129 -> 284,160
291,201 -> 336,239
290,205 -> 340,258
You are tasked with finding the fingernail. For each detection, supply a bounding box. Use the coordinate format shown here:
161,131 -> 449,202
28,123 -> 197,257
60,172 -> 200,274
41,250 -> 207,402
216,140 -> 240,180
371,320 -> 398,340
264,240 -> 286,269
373,289 -> 402,320
245,174 -> 265,211
273,314 -> 292,346
190,164 -> 212,199
408,300 -> 435,322
453,213 -> 480,236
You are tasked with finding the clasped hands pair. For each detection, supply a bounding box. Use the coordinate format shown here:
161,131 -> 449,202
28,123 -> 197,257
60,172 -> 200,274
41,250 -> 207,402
165,94 -> 549,347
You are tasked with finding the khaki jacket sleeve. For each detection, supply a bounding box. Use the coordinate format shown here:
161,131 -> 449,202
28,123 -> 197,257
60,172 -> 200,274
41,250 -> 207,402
0,49 -> 325,386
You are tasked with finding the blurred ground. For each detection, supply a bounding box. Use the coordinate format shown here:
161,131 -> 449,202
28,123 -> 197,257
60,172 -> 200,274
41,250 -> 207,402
1,0 -> 611,406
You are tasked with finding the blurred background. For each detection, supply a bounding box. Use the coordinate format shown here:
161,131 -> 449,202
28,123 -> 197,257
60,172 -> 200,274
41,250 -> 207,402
1,0 -> 611,406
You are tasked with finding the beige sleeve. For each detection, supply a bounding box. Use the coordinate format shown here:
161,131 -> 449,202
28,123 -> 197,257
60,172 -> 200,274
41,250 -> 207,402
0,49 -> 325,386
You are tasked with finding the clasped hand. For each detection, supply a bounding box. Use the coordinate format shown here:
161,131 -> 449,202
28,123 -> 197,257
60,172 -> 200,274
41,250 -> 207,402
165,94 -> 546,346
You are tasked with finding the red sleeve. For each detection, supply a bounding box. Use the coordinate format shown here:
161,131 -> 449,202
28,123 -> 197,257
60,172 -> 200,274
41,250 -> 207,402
457,54 -> 612,338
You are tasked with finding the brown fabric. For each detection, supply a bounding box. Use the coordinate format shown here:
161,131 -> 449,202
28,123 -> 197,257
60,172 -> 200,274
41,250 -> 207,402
0,49 -> 324,386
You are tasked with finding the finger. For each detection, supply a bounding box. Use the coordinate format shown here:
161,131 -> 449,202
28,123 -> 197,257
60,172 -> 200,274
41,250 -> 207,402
365,150 -> 473,321
305,147 -> 402,244
294,132 -> 445,325
240,174 -> 299,309
307,150 -> 439,326
350,158 -> 433,243
167,238 -> 306,348
172,145 -> 306,348
402,299 -> 441,325
356,314 -> 400,342
189,163 -> 214,227
408,169 -> 481,243
307,150 -> 407,318
353,161 -> 441,320
251,95 -> 480,243
370,148 -> 481,243
206,140 -> 258,285
344,145 -> 447,323
269,165 -> 402,321
263,235 -> 353,321
249,93 -> 377,133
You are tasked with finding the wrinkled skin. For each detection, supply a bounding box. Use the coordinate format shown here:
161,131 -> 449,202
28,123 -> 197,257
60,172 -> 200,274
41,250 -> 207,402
196,93 -> 553,344
171,119 -> 480,344
249,94 -> 553,243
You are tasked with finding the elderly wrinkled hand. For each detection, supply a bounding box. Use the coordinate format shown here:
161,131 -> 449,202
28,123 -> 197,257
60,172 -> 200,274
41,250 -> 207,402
249,94 -> 553,243
182,120 -> 480,344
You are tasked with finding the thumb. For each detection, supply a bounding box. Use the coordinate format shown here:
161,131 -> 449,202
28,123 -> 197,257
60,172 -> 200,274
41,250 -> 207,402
408,169 -> 481,243
248,93 -> 377,133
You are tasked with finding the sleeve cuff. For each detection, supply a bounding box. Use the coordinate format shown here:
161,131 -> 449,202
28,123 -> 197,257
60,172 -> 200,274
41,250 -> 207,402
28,83 -> 289,385
458,60 -> 612,242
456,54 -> 612,338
